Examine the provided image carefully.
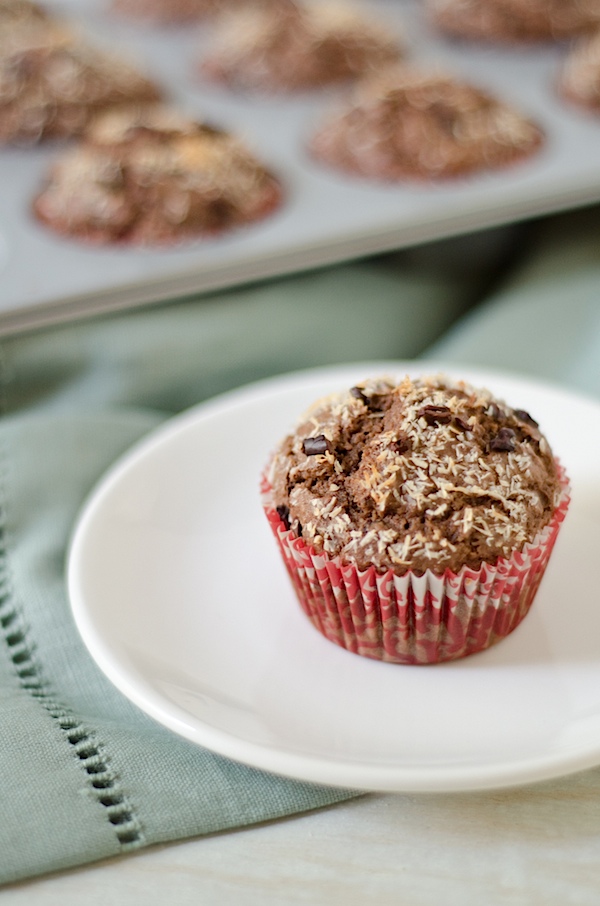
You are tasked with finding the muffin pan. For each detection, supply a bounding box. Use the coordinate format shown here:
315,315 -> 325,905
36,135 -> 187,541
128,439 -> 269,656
2,0 -> 600,334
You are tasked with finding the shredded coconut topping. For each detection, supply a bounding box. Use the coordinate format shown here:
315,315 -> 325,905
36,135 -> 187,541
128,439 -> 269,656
0,0 -> 47,25
560,30 -> 600,110
201,0 -> 403,92
310,64 -> 543,181
111,0 -> 238,24
33,104 -> 282,244
427,0 -> 600,43
0,15 -> 160,144
270,375 -> 561,575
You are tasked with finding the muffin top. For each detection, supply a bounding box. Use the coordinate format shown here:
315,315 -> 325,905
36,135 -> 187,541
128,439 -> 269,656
111,0 -> 241,25
0,0 -> 48,26
427,0 -> 600,43
33,104 -> 282,244
201,0 -> 402,93
0,19 -> 160,144
309,66 -> 543,181
559,30 -> 600,111
268,375 -> 562,575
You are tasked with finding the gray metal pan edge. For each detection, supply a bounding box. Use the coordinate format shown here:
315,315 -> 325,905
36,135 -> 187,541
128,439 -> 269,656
1,0 -> 599,335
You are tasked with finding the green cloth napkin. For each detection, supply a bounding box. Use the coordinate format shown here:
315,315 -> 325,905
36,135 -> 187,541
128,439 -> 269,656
0,239 -> 491,885
1,208 -> 599,885
425,206 -> 600,400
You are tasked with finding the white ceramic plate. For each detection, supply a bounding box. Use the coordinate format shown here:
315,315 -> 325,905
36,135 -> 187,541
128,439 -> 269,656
4,0 -> 600,333
68,363 -> 600,792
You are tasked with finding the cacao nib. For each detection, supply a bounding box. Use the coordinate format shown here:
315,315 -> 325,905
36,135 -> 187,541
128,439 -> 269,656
350,386 -> 369,404
276,505 -> 290,529
417,404 -> 452,425
391,436 -> 410,454
302,435 -> 331,455
454,416 -> 471,432
487,403 -> 506,421
514,409 -> 538,427
490,427 -> 516,452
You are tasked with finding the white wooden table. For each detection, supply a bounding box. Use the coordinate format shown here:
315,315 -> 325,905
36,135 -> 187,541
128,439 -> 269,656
4,783 -> 600,905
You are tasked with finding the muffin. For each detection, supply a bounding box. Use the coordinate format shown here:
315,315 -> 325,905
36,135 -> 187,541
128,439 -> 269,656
309,65 -> 544,181
558,30 -> 600,112
200,0 -> 402,93
111,0 -> 242,25
0,19 -> 160,144
33,104 -> 283,244
262,375 -> 570,665
0,0 -> 48,26
427,0 -> 600,44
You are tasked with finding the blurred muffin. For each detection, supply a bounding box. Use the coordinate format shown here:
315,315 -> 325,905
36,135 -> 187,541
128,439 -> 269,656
262,374 -> 570,664
33,104 -> 283,244
111,0 -> 242,25
0,19 -> 160,144
558,30 -> 600,111
309,65 -> 544,181
427,0 -> 600,44
201,0 -> 403,93
0,0 -> 48,25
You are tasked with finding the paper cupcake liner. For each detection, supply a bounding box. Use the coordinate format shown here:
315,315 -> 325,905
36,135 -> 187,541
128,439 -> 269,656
261,464 -> 570,665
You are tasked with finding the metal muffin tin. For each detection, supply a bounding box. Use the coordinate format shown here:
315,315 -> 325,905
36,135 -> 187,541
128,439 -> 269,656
1,0 -> 599,334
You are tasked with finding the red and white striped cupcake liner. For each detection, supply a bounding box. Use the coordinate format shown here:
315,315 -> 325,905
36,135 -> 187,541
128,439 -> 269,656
261,463 -> 570,665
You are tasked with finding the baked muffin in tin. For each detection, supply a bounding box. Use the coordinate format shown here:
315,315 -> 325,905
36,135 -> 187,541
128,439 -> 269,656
201,0 -> 403,93
0,18 -> 160,144
427,0 -> 600,44
309,65 -> 544,181
33,104 -> 283,244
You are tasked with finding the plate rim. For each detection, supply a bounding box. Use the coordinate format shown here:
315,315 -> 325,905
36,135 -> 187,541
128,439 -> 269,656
67,361 -> 600,792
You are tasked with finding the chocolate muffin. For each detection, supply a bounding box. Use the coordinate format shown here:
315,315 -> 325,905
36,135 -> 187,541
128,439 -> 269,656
427,0 -> 600,44
0,19 -> 160,144
309,66 -> 544,181
201,0 -> 402,93
33,104 -> 283,244
262,375 -> 570,664
111,0 -> 241,25
558,30 -> 600,112
0,0 -> 48,26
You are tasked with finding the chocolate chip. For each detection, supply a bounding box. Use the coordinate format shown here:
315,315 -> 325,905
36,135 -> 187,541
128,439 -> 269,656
350,386 -> 369,404
490,427 -> 516,452
454,416 -> 471,432
514,409 -> 538,427
390,436 -> 410,454
417,405 -> 452,425
198,122 -> 227,138
487,403 -> 507,421
349,386 -> 385,410
276,505 -> 290,529
302,435 -> 331,456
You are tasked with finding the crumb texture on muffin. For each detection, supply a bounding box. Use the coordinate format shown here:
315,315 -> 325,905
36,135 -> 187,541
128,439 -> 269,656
0,15 -> 160,144
0,0 -> 48,25
111,0 -> 240,24
269,375 -> 562,575
309,66 -> 543,180
559,30 -> 600,111
427,0 -> 600,43
32,104 -> 282,244
201,0 -> 402,92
